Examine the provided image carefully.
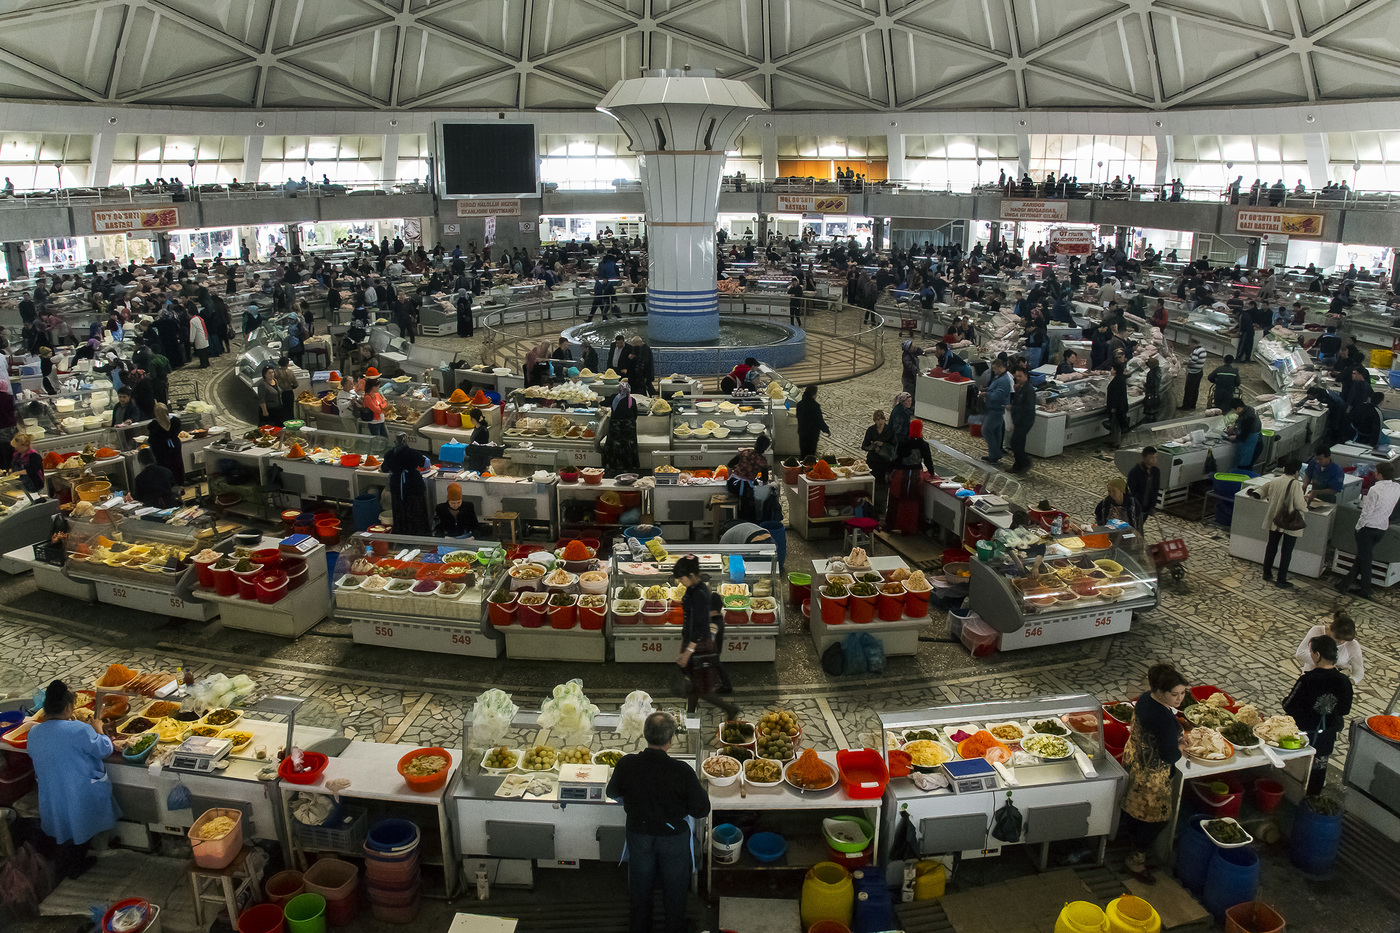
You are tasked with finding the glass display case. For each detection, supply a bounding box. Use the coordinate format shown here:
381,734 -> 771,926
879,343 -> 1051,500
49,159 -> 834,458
1344,682 -> 1400,838
236,344 -> 281,388
60,517 -> 218,620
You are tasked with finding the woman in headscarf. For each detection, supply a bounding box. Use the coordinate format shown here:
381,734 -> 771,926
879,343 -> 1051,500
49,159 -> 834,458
455,288 -> 474,337
380,433 -> 431,536
434,482 -> 479,538
602,383 -> 640,475
885,417 -> 934,534
726,434 -> 772,523
38,346 -> 57,394
901,340 -> 925,397
146,403 -> 185,485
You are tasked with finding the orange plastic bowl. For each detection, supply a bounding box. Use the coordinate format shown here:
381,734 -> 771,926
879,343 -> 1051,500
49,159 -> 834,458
397,747 -> 453,792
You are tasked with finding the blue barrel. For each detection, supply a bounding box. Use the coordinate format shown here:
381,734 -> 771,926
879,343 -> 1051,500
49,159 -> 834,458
1203,846 -> 1259,918
1389,369 -> 1400,389
1290,799 -> 1344,875
852,886 -> 895,933
325,551 -> 339,595
352,493 -> 381,531
1212,471 -> 1257,526
760,520 -> 787,568
1174,819 -> 1213,895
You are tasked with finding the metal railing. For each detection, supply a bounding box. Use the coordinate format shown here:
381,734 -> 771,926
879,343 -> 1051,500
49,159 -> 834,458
0,178 -> 430,209
477,289 -> 885,385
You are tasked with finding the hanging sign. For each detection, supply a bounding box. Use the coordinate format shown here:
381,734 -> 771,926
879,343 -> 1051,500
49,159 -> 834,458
92,207 -> 180,233
999,200 -> 1068,222
1046,226 -> 1094,255
456,198 -> 521,217
777,194 -> 849,214
1236,209 -> 1324,238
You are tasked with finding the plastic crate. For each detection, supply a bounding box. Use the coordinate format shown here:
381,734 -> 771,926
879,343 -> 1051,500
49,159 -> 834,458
295,806 -> 368,854
1148,538 -> 1189,568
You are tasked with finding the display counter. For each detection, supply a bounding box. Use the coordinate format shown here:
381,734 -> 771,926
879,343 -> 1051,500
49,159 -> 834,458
190,537 -> 333,638
968,538 -> 1158,651
1227,473 -> 1362,578
58,518 -> 219,621
809,556 -> 926,658
913,371 -> 973,427
780,473 -> 876,541
0,471 -> 60,559
608,542 -> 782,663
334,532 -> 501,658
1025,398 -> 1147,458
651,479 -> 732,542
882,695 -> 1126,870
1344,685 -> 1400,842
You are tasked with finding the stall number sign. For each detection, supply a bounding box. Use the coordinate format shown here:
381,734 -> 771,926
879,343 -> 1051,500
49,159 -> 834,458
93,207 -> 180,233
1019,608 -> 1128,648
777,194 -> 849,215
456,198 -> 522,217
106,582 -> 185,610
999,199 -> 1069,222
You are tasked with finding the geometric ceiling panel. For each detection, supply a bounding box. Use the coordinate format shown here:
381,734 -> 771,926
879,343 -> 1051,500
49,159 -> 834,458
1150,12 -> 1284,98
0,0 -> 1398,112
1011,0 -> 1128,54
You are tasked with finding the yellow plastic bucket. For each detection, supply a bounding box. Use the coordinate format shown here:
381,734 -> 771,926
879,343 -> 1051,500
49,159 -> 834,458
1371,349 -> 1394,369
1055,900 -> 1109,933
1106,895 -> 1161,933
800,862 -> 853,931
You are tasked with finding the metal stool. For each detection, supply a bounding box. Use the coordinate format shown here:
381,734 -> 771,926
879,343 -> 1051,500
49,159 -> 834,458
490,511 -> 521,545
189,846 -> 259,928
843,517 -> 880,555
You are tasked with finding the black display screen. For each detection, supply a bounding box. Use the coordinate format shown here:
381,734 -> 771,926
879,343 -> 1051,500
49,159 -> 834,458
439,123 -> 538,196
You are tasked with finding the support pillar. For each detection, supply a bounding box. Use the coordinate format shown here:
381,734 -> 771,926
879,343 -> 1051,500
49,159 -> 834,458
90,132 -> 116,187
1304,133 -> 1331,192
243,136 -> 264,186
3,243 -> 28,279
873,217 -> 886,252
381,134 -> 400,190
1154,133 -> 1173,188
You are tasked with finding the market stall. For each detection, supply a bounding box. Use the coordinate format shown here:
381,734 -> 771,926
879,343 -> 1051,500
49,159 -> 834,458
913,370 -> 975,427
333,532 -> 502,658
809,554 -> 930,659
882,696 -> 1126,871
188,534 -> 333,638
1344,697 -> 1400,842
57,517 -> 220,621
780,466 -> 876,541
1227,473 -> 1362,578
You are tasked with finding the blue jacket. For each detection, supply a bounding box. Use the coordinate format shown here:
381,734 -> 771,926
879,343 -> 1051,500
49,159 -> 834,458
1305,458 -> 1344,494
985,371 -> 1012,412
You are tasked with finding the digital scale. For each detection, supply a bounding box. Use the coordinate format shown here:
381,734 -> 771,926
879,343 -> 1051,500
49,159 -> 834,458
942,758 -> 999,794
168,735 -> 232,773
557,763 -> 610,801
280,534 -> 319,555
972,495 -> 1011,513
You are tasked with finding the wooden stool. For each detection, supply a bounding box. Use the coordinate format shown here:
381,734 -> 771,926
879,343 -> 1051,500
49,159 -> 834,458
189,845 -> 258,928
899,318 -> 918,337
843,517 -> 880,555
707,494 -> 739,542
491,511 -> 520,545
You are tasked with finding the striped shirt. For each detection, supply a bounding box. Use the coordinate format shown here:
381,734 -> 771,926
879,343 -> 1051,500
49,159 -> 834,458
1186,346 -> 1207,373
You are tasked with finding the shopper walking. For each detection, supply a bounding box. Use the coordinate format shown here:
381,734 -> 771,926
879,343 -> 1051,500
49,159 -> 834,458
1180,339 -> 1206,410
1105,361 -> 1130,447
673,555 -> 739,721
1283,635 -> 1353,795
1261,457 -> 1308,588
1120,663 -> 1188,884
1336,459 -> 1400,598
1008,367 -> 1035,473
605,712 -> 711,933
795,385 -> 831,458
981,358 -> 1011,463
257,364 -> 282,427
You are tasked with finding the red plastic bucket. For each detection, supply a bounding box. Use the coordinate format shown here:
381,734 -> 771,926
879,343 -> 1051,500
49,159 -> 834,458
821,595 -> 847,625
548,599 -> 578,629
517,598 -> 547,627
488,595 -> 517,625
904,588 -> 931,617
1103,717 -> 1129,762
876,588 -> 906,621
579,603 -> 606,630
251,547 -> 281,567
789,572 -> 812,606
316,520 -> 341,545
212,564 -> 238,596
1254,778 -> 1285,814
825,843 -> 871,870
614,607 -> 641,625
849,593 -> 876,624
265,870 -> 305,907
194,555 -> 218,589
286,563 -> 308,591
724,608 -> 749,626
255,570 -> 289,604
445,410 -> 462,428
238,902 -> 286,933
234,568 -> 260,600
433,407 -> 447,425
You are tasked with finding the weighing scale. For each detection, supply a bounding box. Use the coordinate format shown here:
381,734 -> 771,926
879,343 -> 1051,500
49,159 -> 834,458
168,735 -> 232,773
280,533 -> 319,555
942,758 -> 998,794
557,763 -> 610,801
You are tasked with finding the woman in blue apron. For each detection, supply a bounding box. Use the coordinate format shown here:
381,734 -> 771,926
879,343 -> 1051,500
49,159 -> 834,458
379,433 -> 431,535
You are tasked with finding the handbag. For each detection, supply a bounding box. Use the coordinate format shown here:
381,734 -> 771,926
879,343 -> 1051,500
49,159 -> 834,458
1278,478 -> 1307,531
687,634 -> 721,695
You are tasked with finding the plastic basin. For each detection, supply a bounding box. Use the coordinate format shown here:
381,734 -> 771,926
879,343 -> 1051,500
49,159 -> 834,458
747,831 -> 787,863
283,893 -> 326,933
237,902 -> 285,933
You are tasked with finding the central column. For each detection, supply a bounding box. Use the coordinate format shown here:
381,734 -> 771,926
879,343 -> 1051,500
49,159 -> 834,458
598,69 -> 768,343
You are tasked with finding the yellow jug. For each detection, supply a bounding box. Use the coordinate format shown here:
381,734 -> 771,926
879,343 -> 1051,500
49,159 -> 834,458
913,860 -> 946,900
1106,895 -> 1161,933
1055,900 -> 1109,933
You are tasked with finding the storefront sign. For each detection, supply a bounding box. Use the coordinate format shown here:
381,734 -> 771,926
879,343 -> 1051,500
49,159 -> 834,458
1046,226 -> 1094,255
484,216 -> 496,245
776,194 -> 849,214
455,198 -> 521,217
92,207 -> 180,233
1236,209 -> 1324,238
999,200 -> 1068,222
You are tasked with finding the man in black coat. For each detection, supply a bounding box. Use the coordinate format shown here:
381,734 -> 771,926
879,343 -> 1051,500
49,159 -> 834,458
1008,367 -> 1037,473
1127,446 -> 1161,520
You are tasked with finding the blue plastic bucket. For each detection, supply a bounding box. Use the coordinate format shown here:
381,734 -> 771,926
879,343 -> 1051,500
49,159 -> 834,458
1212,471 -> 1257,526
1173,819 -> 1213,895
1290,799 -> 1344,875
759,520 -> 787,566
352,493 -> 380,531
1203,846 -> 1259,919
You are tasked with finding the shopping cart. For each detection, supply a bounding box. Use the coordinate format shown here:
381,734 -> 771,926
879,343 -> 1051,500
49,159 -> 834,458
1147,522 -> 1190,583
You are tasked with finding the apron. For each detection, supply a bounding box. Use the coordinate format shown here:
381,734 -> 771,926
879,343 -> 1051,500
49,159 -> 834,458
1120,714 -> 1174,823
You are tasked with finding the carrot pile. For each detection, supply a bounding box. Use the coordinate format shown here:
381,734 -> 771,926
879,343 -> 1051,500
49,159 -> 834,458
1370,716 -> 1400,741
99,663 -> 137,687
561,540 -> 592,561
788,748 -> 831,788
957,730 -> 1010,761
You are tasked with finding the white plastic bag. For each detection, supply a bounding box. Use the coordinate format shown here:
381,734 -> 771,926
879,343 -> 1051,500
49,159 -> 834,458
617,690 -> 655,744
469,688 -> 519,748
538,679 -> 600,746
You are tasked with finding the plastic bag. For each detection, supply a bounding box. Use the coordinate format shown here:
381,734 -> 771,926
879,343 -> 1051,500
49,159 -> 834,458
469,688 -> 518,748
538,679 -> 600,746
617,690 -> 654,743
291,791 -> 334,826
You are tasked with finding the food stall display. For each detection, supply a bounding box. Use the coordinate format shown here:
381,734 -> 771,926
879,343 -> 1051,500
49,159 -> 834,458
0,471 -> 61,560
1023,372 -> 1148,458
881,696 -> 1126,870
808,551 -> 930,659
502,396 -> 608,469
1344,688 -> 1400,841
59,518 -> 219,621
649,470 -> 738,542
189,535 -> 332,638
780,460 -> 877,541
667,395 -> 774,468
914,368 -> 975,427
486,540 -> 610,663
334,532 -> 503,658
556,476 -> 647,540
608,540 -> 783,663
967,537 -> 1159,651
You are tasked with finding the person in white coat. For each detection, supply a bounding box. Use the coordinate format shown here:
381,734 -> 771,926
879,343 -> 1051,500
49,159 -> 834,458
189,312 -> 210,368
1260,457 -> 1308,589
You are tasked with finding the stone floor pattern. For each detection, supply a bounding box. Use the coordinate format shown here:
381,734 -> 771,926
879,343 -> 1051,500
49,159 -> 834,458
3,314 -> 1396,789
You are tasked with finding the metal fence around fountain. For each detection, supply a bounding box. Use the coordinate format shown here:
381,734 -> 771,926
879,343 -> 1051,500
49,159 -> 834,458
478,289 -> 885,384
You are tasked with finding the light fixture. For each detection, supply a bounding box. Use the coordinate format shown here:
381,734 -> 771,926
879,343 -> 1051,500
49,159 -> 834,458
1306,114 -> 1315,123
890,121 -> 898,127
1018,120 -> 1026,126
389,119 -> 398,127
1154,120 -> 1163,128
107,116 -> 117,124
257,120 -> 265,127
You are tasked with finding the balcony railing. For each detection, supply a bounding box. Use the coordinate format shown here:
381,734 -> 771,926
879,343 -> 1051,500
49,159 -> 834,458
0,178 -> 430,209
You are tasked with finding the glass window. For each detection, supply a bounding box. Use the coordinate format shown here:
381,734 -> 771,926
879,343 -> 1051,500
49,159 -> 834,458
0,132 -> 92,191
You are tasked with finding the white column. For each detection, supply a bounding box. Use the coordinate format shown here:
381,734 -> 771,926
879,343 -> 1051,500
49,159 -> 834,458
1304,133 -> 1330,191
1154,133 -> 1173,187
886,133 -> 905,182
243,135 -> 264,186
761,132 -> 778,180
381,134 -> 400,190
90,132 -> 116,187
1017,134 -> 1031,178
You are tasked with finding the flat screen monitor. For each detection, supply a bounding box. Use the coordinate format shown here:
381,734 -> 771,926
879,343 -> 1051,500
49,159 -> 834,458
437,122 -> 539,198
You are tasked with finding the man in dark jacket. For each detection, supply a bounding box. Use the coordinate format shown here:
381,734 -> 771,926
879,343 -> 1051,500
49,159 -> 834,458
1207,356 -> 1239,410
1127,446 -> 1161,520
1008,367 -> 1037,473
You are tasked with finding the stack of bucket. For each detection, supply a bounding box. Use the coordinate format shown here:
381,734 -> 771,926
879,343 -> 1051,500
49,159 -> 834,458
1054,895 -> 1161,933
364,818 -> 422,923
303,858 -> 359,926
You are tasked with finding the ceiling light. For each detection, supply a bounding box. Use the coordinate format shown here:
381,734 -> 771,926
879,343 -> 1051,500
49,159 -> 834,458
257,120 -> 265,127
1306,114 -> 1315,123
390,120 -> 398,127
890,121 -> 898,127
1154,121 -> 1163,128
107,117 -> 117,125
1018,120 -> 1026,126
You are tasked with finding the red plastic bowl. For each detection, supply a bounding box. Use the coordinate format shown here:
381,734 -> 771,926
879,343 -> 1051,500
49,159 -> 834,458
278,751 -> 328,784
836,748 -> 889,799
397,747 -> 453,793
1190,685 -> 1238,713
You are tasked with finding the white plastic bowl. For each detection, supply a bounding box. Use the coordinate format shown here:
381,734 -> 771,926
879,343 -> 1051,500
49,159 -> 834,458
702,755 -> 742,787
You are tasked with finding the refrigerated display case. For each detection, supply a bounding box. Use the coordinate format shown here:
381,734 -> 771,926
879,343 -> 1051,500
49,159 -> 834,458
1344,685 -> 1400,841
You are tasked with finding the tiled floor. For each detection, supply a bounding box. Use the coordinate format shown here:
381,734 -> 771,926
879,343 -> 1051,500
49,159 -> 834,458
4,319 -> 1397,790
